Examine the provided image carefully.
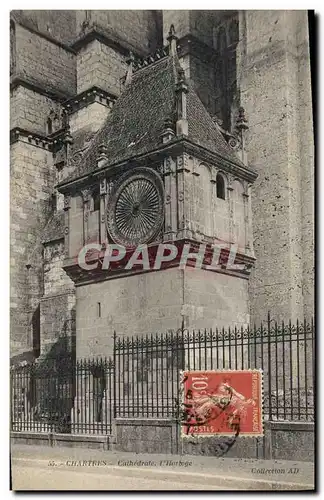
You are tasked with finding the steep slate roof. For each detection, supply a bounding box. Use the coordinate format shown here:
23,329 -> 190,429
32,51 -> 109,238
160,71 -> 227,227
62,54 -> 244,185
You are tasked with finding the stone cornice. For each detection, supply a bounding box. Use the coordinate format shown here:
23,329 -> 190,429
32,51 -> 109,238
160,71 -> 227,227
133,47 -> 170,73
56,136 -> 257,193
63,239 -> 255,286
10,75 -> 73,102
63,86 -> 117,115
10,15 -> 76,54
179,138 -> 258,183
10,127 -> 52,151
71,25 -> 147,58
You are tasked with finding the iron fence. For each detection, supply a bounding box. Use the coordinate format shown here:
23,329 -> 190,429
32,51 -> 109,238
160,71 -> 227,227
114,315 -> 315,422
11,315 -> 315,435
11,357 -> 114,434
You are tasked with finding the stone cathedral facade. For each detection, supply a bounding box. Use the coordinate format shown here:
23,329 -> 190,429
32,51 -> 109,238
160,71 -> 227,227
10,10 -> 314,363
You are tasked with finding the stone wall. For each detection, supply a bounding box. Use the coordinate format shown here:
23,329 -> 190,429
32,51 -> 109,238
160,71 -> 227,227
40,291 -> 75,357
76,40 -> 127,95
11,10 -> 77,45
10,141 -> 53,356
113,418 -> 314,461
268,421 -> 314,462
239,10 -> 314,324
14,23 -> 76,97
76,268 -> 184,359
43,240 -> 74,296
75,266 -> 249,359
114,418 -> 179,454
69,102 -> 112,135
77,10 -> 161,54
183,269 -> 249,329
10,86 -> 62,135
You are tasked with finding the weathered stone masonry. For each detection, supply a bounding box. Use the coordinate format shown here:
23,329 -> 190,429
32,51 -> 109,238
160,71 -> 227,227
10,10 -> 314,361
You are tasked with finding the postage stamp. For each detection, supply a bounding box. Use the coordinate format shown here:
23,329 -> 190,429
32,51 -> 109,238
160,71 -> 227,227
180,370 -> 263,437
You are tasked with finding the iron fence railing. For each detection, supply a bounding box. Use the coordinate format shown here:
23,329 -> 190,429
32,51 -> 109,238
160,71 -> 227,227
10,357 -> 114,434
10,315 -> 315,435
114,315 -> 315,422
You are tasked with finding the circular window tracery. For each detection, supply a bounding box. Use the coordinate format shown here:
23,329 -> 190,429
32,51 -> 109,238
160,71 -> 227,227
106,168 -> 164,247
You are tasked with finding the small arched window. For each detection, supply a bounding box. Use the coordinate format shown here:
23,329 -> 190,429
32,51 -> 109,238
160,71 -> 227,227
47,117 -> 53,135
216,173 -> 226,200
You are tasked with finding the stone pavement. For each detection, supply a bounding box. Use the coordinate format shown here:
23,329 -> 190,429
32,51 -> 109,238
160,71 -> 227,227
11,444 -> 315,490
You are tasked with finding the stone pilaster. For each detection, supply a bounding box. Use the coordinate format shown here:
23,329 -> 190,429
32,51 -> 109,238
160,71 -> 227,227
99,177 -> 107,245
63,194 -> 71,258
81,188 -> 91,245
239,10 -> 313,323
227,177 -> 234,244
163,156 -> 177,241
176,154 -> 185,239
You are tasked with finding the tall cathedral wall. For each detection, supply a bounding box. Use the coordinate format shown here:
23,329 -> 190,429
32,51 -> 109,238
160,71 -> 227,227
239,10 -> 314,324
10,86 -> 61,135
41,239 -> 75,357
79,10 -> 161,54
11,10 -> 76,45
14,22 -> 76,97
10,141 -> 53,356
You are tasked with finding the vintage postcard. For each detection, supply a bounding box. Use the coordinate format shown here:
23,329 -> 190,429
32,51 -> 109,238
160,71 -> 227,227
10,8 -> 315,491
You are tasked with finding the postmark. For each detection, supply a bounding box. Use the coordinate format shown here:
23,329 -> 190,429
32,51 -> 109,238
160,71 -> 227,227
179,370 -> 263,437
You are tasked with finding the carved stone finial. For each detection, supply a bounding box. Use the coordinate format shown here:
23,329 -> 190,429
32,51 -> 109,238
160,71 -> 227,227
212,116 -> 223,127
126,50 -> 135,65
99,143 -> 108,156
235,107 -> 249,165
175,67 -> 188,136
97,143 -> 108,168
176,67 -> 188,95
63,127 -> 73,145
160,116 -> 175,144
178,67 -> 185,83
236,106 -> 249,131
167,24 -> 178,56
125,51 -> 135,85
168,24 -> 176,38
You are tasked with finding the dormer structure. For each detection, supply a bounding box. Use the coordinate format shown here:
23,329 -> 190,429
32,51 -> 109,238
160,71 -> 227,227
56,27 -> 257,358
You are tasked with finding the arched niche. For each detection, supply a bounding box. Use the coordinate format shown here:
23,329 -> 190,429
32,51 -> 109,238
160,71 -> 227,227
214,170 -> 230,242
216,172 -> 226,200
231,179 -> 245,248
198,163 -> 213,236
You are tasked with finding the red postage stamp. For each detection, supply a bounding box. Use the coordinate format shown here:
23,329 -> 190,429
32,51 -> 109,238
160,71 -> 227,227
181,370 -> 263,437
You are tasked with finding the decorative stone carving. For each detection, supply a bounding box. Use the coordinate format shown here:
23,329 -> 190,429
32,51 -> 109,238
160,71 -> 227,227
165,157 -> 172,173
106,168 -> 164,247
228,136 -> 240,149
177,155 -> 184,169
63,194 -> 71,210
100,177 -> 107,195
81,188 -> 91,203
